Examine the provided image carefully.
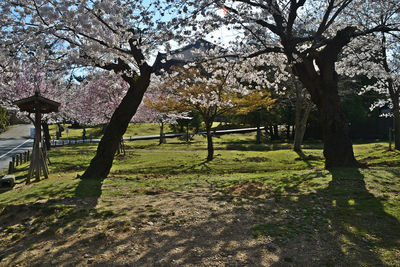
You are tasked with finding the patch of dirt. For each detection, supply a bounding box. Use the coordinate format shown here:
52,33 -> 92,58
227,181 -> 268,196
245,157 -> 271,162
0,187 -> 282,266
0,185 -> 390,266
133,186 -> 170,195
359,156 -> 380,164
295,155 -> 323,161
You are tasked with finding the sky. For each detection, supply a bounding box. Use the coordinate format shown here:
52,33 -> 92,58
149,6 -> 243,64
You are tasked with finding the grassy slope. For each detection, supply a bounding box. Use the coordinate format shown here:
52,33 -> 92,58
0,136 -> 399,266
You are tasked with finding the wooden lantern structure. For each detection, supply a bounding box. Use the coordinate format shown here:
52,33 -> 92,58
14,92 -> 60,183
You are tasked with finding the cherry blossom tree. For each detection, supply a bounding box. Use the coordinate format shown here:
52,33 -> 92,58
140,83 -> 190,145
0,0 -> 176,179
0,62 -> 68,149
69,71 -> 129,126
0,63 -> 64,108
162,55 -> 275,161
172,0 -> 400,168
338,32 -> 400,149
336,1 -> 400,150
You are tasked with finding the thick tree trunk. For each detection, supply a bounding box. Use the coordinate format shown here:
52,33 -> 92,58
296,72 -> 359,168
291,27 -> 361,168
81,68 -> 152,179
206,123 -> 214,161
295,69 -> 359,167
318,89 -> 358,168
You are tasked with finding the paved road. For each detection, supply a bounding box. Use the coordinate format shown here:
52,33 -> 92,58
0,124 -> 33,171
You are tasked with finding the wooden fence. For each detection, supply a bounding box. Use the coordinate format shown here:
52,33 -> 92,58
8,150 -> 30,174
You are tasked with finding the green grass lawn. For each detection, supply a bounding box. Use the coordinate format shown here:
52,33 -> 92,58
0,138 -> 399,266
49,122 -> 236,141
48,122 -> 176,140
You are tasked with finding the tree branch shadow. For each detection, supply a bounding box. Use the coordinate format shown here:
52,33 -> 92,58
1,169 -> 399,266
0,177 -> 105,263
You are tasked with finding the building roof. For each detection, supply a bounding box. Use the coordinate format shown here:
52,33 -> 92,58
153,39 -> 224,74
14,92 -> 60,113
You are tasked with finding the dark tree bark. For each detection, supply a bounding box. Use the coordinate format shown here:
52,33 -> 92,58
293,80 -> 313,152
206,122 -> 214,161
256,125 -> 262,144
293,27 -> 361,168
293,102 -> 312,152
81,64 -> 152,179
256,111 -> 262,144
159,121 -> 166,145
41,121 -> 51,151
273,125 -> 279,140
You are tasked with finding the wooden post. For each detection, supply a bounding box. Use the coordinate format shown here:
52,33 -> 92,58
14,92 -> 60,182
27,110 -> 48,183
19,153 -> 23,165
389,127 -> 392,151
27,150 -> 30,161
8,161 -> 14,174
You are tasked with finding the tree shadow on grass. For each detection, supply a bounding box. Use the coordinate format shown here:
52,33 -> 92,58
326,168 -> 400,264
0,176 -> 107,264
225,143 -> 291,151
1,168 -> 399,266
266,168 -> 400,266
2,188 -> 281,266
294,150 -> 312,168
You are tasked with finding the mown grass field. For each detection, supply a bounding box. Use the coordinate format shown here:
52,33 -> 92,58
0,131 -> 399,266
49,122 -> 226,140
49,123 -> 177,140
